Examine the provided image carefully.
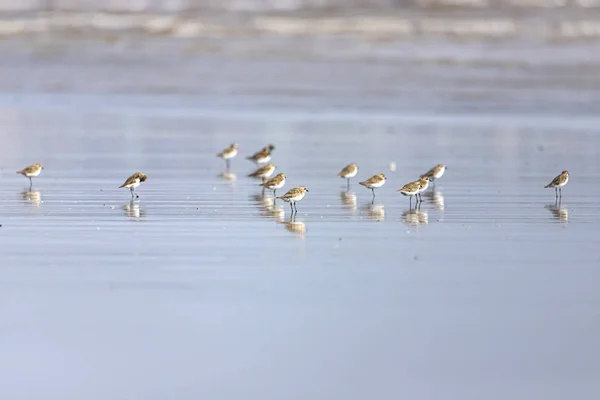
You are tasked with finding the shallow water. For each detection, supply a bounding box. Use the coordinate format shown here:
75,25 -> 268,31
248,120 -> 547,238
1,103 -> 599,399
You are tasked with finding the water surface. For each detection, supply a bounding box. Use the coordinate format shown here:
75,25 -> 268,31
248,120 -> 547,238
0,104 -> 599,399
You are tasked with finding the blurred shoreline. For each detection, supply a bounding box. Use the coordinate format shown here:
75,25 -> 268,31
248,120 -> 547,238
2,9 -> 600,41
1,5 -> 599,116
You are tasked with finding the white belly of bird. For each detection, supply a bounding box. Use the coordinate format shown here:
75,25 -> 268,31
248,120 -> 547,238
259,169 -> 275,179
25,169 -> 41,177
342,169 -> 358,179
125,180 -> 141,189
282,193 -> 305,203
255,155 -> 271,164
365,180 -> 385,189
222,149 -> 238,159
432,168 -> 445,180
418,180 -> 430,193
267,179 -> 285,190
400,188 -> 418,196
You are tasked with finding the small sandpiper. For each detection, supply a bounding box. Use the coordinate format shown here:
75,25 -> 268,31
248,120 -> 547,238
217,143 -> 238,169
119,172 -> 148,199
359,173 -> 386,199
420,164 -> 446,188
338,163 -> 358,191
277,186 -> 309,214
260,173 -> 286,198
16,163 -> 43,188
545,170 -> 569,198
397,177 -> 429,207
246,144 -> 275,165
248,163 -> 276,182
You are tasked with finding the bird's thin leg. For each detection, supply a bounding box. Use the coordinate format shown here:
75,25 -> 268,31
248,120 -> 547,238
347,178 -> 350,192
409,196 -> 412,208
226,159 -> 230,170
28,176 -> 32,189
371,188 -> 375,199
273,189 -> 277,199
559,187 -> 562,198
555,188 -> 558,198
290,202 -> 293,213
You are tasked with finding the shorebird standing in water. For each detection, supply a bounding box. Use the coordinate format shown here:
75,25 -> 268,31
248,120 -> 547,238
217,143 -> 238,170
260,173 -> 286,198
544,170 -> 569,199
119,172 -> 148,199
338,163 -> 358,191
277,186 -> 309,214
420,164 -> 446,188
246,144 -> 275,165
16,163 -> 43,188
397,178 -> 421,208
359,173 -> 386,200
248,163 -> 276,183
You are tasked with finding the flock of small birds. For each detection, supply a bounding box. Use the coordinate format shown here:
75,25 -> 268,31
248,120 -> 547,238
15,143 -> 569,214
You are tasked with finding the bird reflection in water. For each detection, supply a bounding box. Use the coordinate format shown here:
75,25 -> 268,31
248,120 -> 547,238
21,190 -> 42,207
218,171 -> 237,182
282,215 -> 306,236
423,190 -> 444,211
123,200 -> 146,219
363,203 -> 385,221
401,206 -> 428,227
546,201 -> 568,223
340,191 -> 357,211
251,193 -> 284,222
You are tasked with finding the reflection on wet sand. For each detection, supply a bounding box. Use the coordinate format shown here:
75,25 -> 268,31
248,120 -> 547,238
123,200 -> 146,219
402,207 -> 428,227
283,217 -> 306,236
424,190 -> 444,211
251,193 -> 284,222
362,203 -> 384,221
546,202 -> 568,222
21,190 -> 42,207
340,191 -> 357,211
218,171 -> 237,181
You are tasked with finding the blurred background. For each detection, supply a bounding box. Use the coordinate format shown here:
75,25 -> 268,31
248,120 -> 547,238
1,0 -> 600,115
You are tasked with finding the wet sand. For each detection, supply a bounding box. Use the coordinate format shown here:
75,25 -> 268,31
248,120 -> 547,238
1,104 -> 600,399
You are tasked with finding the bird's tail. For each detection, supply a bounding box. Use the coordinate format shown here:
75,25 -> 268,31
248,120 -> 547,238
544,184 -> 551,188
